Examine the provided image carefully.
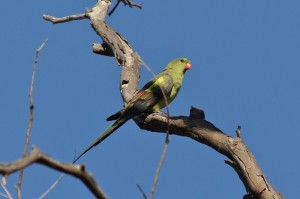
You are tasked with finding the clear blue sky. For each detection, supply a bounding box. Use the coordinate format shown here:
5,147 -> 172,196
1,1 -> 299,198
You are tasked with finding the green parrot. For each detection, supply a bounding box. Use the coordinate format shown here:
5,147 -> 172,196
72,58 -> 191,163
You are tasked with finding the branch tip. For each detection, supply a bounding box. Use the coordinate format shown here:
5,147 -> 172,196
123,0 -> 142,9
236,125 -> 241,137
136,183 -> 147,199
1,176 -> 7,186
109,0 -> 142,16
93,43 -> 114,57
224,159 -> 236,168
43,13 -> 86,24
80,164 -> 86,172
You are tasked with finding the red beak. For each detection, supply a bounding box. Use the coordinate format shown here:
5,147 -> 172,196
185,62 -> 192,70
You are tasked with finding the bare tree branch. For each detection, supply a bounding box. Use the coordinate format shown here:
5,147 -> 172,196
43,14 -> 86,24
17,39 -> 48,199
136,107 -> 283,199
0,147 -> 108,199
86,1 -> 141,103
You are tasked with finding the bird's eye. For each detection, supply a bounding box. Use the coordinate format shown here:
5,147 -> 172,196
180,59 -> 185,62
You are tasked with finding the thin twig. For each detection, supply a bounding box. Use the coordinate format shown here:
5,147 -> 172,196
108,0 -> 121,16
109,0 -> 142,16
149,136 -> 169,199
38,154 -> 78,198
236,125 -> 241,138
38,174 -> 64,199
136,183 -> 147,199
1,182 -> 13,199
16,39 -> 48,199
122,0 -> 142,8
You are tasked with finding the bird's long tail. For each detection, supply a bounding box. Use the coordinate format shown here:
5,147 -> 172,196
72,117 -> 129,164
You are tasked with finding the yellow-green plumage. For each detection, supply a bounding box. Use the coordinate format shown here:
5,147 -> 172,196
151,59 -> 189,110
72,58 -> 191,163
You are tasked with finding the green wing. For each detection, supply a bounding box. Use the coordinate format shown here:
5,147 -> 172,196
130,73 -> 174,110
141,72 -> 173,95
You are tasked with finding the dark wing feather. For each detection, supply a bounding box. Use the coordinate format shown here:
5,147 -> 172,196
106,73 -> 173,121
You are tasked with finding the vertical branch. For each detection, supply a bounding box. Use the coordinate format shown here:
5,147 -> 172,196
16,39 -> 48,199
140,61 -> 171,199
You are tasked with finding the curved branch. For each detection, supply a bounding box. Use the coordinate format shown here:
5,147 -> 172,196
136,107 -> 283,199
0,147 -> 108,199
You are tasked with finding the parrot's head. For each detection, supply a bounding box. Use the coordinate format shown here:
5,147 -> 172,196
164,58 -> 192,74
